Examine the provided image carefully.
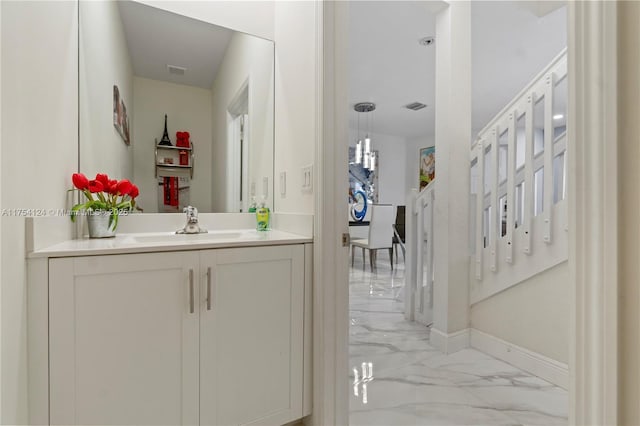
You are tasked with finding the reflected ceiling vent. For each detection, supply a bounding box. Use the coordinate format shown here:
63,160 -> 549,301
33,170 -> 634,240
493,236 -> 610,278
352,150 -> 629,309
167,65 -> 187,76
404,102 -> 427,111
419,36 -> 435,46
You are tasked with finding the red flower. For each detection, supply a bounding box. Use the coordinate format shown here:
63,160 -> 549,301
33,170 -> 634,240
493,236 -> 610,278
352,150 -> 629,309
116,179 -> 133,196
95,173 -> 110,187
128,184 -> 139,199
107,179 -> 118,195
70,172 -> 140,223
72,173 -> 89,190
88,180 -> 104,193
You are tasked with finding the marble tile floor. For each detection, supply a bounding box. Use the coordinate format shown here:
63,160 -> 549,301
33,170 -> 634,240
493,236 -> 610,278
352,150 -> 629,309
349,252 -> 568,426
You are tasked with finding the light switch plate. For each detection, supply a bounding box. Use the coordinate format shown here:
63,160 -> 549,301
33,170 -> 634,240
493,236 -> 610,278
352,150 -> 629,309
301,164 -> 313,193
280,171 -> 287,196
262,177 -> 269,198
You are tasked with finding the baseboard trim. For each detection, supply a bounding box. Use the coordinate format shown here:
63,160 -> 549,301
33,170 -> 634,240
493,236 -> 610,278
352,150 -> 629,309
430,328 -> 470,354
469,329 -> 569,389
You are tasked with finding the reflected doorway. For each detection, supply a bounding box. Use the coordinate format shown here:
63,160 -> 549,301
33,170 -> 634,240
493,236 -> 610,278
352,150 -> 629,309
227,83 -> 250,212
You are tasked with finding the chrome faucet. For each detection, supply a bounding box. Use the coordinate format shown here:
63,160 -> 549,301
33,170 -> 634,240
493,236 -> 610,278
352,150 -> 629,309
176,206 -> 208,234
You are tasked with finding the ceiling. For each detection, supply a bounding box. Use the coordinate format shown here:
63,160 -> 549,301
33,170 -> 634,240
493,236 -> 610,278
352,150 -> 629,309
348,1 -> 437,140
119,1 -> 566,139
118,1 -> 234,89
348,1 -> 567,141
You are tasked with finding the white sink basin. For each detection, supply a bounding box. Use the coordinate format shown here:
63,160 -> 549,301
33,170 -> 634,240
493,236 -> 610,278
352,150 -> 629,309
133,232 -> 243,244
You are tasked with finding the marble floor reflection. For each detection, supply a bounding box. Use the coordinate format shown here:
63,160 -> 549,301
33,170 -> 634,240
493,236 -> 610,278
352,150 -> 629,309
349,252 -> 568,426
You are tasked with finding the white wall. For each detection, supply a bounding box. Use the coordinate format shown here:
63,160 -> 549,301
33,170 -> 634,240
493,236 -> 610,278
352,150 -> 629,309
210,32 -> 274,212
0,2 -> 317,423
470,261 -> 569,363
348,128 -> 408,207
0,1 -> 4,419
136,0 -> 274,41
79,0 -> 134,180
1,1 -> 78,423
471,3 -> 567,136
273,1 -> 317,214
133,77 -> 212,212
464,4 -> 568,363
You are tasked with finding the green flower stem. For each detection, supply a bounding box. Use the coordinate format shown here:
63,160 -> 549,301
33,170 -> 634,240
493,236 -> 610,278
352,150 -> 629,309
82,189 -> 94,202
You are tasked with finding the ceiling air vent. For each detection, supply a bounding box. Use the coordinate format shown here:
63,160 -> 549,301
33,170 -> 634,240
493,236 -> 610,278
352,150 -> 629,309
404,102 -> 427,111
167,65 -> 187,76
419,36 -> 436,47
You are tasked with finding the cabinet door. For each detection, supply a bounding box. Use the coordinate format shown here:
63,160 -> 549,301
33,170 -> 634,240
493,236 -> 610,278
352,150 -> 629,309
49,252 -> 199,425
200,245 -> 304,426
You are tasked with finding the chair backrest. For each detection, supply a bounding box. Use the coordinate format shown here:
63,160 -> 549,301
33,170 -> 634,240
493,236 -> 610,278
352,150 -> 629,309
367,204 -> 395,249
395,205 -> 406,241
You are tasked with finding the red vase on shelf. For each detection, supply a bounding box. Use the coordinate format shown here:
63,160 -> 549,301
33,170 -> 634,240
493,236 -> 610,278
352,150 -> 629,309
179,150 -> 188,166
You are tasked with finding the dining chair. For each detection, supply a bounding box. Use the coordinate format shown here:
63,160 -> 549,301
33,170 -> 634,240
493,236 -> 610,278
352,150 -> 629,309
392,205 -> 406,264
351,204 -> 395,271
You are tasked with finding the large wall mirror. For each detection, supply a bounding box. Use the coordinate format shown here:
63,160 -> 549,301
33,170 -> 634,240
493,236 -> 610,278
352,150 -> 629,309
79,0 -> 274,213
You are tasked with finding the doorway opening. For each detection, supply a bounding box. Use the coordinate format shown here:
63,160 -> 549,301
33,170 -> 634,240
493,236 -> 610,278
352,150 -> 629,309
345,2 -> 569,424
227,82 -> 250,212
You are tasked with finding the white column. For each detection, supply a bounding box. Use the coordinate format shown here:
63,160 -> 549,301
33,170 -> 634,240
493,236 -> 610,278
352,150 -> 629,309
618,4 -> 640,425
569,1 -> 618,425
618,4 -> 640,424
430,2 -> 472,353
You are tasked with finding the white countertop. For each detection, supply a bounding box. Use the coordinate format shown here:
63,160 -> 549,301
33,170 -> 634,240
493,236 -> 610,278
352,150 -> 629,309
28,229 -> 313,258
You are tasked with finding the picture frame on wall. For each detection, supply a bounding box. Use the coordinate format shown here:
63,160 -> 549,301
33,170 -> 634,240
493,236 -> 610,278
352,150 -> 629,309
419,146 -> 435,190
113,85 -> 131,145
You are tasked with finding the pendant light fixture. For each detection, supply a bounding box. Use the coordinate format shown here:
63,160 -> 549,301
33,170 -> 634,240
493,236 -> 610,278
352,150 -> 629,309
355,110 -> 363,164
354,102 -> 376,171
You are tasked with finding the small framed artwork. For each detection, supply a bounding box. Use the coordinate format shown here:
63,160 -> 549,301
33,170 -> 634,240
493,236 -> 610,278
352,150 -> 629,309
113,85 -> 131,145
419,146 -> 435,190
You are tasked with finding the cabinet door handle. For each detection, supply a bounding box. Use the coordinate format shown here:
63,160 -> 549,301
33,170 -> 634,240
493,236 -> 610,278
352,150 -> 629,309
189,269 -> 195,314
206,267 -> 212,311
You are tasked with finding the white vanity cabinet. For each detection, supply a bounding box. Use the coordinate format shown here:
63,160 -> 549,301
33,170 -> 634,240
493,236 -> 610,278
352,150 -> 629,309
49,251 -> 200,425
199,246 -> 304,426
46,244 -> 307,426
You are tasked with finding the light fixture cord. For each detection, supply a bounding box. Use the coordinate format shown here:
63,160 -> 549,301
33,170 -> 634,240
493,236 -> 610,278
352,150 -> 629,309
372,107 -> 375,135
366,108 -> 370,137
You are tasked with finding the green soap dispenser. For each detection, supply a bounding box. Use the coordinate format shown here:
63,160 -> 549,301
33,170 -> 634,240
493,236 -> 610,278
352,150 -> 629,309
248,196 -> 257,213
256,198 -> 270,231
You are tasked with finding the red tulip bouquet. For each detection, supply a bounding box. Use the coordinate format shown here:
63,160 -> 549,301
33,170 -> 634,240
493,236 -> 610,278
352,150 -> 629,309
70,173 -> 140,229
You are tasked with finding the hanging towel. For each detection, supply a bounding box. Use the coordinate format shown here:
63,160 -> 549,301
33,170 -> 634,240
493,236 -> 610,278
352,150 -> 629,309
163,177 -> 179,206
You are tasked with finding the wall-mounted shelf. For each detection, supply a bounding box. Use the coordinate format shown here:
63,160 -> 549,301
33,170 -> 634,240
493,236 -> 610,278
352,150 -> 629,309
155,145 -> 192,151
155,140 -> 194,179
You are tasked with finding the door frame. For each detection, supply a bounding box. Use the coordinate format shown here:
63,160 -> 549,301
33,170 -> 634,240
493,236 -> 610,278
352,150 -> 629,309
310,1 -> 350,425
227,82 -> 250,212
568,2 -> 619,424
315,1 -> 620,425
228,114 -> 249,212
